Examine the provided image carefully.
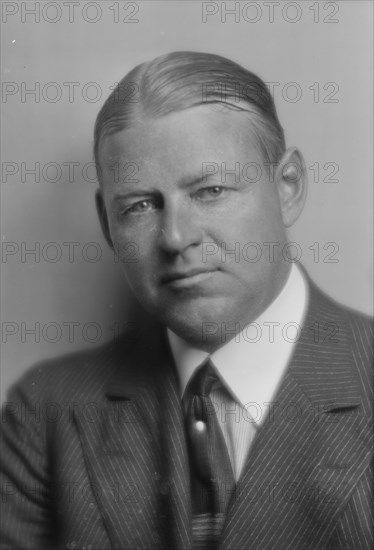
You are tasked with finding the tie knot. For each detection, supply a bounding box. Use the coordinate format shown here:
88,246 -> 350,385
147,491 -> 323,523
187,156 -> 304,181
185,358 -> 218,399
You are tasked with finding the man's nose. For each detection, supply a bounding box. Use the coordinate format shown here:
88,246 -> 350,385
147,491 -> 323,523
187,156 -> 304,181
158,202 -> 203,254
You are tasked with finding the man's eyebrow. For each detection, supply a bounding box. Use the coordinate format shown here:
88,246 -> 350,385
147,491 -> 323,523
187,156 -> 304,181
112,190 -> 155,202
178,172 -> 216,187
108,173 -> 218,199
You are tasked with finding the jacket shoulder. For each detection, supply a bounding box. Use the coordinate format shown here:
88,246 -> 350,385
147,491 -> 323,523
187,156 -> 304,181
308,282 -> 373,404
308,276 -> 373,339
317,287 -> 373,352
5,339 -> 134,404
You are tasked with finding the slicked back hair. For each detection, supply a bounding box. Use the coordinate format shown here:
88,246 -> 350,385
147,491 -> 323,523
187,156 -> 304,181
94,51 -> 286,180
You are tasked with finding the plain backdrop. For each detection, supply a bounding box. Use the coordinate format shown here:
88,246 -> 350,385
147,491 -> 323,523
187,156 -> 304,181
1,0 -> 373,401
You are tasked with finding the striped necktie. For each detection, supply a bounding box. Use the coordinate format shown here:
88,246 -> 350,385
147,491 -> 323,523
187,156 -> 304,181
183,359 -> 236,548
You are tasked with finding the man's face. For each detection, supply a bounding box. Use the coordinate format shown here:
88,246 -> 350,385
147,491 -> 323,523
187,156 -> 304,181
98,105 -> 291,349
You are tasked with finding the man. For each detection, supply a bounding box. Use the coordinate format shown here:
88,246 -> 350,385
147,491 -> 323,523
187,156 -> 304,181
1,51 -> 372,549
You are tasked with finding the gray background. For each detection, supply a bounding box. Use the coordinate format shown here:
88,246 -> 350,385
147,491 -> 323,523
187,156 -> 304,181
1,0 -> 373,401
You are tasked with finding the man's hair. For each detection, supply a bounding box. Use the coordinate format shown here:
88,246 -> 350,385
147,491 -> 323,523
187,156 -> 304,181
94,51 -> 286,178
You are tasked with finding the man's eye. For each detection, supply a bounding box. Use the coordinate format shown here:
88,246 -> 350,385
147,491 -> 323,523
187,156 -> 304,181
121,199 -> 156,216
195,186 -> 226,200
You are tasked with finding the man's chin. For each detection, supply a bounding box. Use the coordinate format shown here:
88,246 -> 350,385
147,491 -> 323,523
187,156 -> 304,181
156,298 -> 238,349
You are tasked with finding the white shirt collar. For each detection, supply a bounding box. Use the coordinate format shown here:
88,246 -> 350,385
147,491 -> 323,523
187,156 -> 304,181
167,263 -> 309,425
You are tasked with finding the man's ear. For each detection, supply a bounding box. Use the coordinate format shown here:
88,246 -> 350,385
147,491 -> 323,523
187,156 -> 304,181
95,189 -> 113,249
275,147 -> 308,227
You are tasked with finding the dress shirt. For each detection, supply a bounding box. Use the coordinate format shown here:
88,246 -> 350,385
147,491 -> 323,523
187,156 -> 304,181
167,263 -> 308,480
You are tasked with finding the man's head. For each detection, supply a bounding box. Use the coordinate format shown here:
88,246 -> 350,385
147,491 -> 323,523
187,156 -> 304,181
95,51 -> 307,350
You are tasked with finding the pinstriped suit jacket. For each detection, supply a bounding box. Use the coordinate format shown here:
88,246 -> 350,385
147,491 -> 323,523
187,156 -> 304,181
1,279 -> 373,550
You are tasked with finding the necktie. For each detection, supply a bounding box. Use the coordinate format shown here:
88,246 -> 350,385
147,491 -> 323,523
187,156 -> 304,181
183,359 -> 236,517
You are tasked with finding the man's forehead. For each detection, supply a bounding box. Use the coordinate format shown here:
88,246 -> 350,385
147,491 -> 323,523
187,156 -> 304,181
100,106 -> 261,170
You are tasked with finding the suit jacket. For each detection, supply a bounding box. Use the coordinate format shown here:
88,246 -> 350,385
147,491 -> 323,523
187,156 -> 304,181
1,279 -> 373,550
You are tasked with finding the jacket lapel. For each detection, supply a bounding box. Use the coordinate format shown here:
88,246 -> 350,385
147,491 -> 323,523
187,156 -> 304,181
74,322 -> 192,549
220,282 -> 372,549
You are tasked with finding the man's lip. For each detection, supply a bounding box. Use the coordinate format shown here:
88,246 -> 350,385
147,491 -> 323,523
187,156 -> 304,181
161,268 -> 217,284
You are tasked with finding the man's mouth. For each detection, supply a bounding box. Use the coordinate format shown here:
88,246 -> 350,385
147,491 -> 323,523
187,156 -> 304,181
160,268 -> 217,288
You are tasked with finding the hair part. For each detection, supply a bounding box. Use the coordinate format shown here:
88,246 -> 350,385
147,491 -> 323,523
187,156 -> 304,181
94,51 -> 286,181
